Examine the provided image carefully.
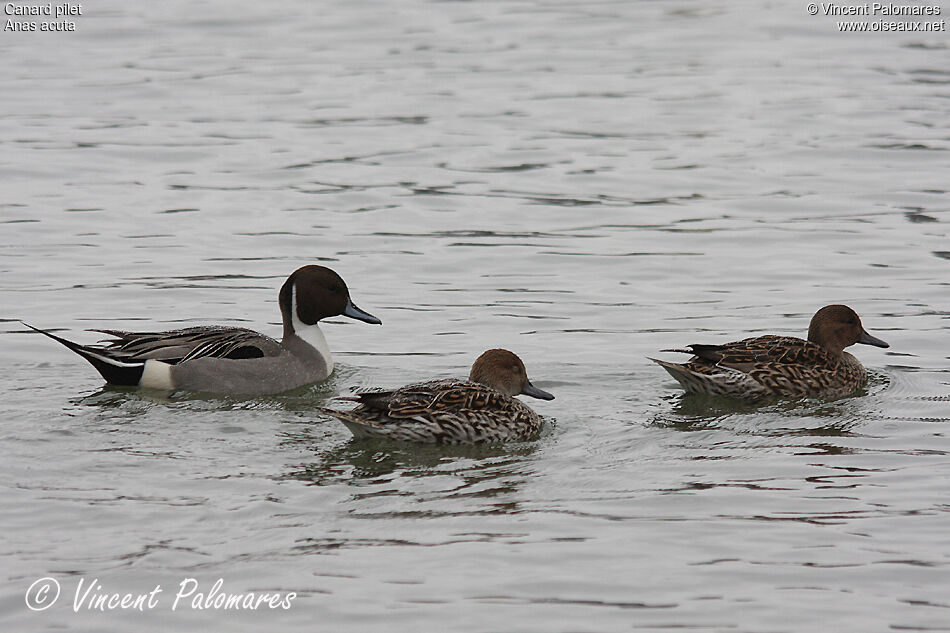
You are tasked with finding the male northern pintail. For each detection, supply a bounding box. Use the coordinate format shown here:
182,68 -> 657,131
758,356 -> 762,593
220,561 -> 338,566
651,304 -> 889,400
318,348 -> 555,443
24,265 -> 381,396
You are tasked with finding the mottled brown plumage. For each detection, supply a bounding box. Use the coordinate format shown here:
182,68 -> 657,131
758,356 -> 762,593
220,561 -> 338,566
651,305 -> 889,400
319,349 -> 554,444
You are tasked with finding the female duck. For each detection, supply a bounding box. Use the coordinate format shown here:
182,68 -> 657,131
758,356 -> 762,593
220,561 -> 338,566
24,265 -> 381,396
320,349 -> 554,444
651,304 -> 889,400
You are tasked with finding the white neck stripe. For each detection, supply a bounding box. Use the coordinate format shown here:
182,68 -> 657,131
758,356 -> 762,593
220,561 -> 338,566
292,285 -> 333,372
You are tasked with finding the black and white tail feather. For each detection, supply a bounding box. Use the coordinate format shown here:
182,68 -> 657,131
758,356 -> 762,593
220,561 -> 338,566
21,322 -> 146,386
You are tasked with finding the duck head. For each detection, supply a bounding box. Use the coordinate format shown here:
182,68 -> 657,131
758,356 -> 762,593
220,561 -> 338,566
469,348 -> 554,400
279,265 -> 381,333
807,304 -> 888,355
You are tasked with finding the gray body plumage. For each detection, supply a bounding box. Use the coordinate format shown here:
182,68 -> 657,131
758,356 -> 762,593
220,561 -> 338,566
24,265 -> 380,396
158,330 -> 330,394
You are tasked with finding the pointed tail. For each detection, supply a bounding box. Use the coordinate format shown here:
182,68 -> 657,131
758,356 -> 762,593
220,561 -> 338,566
649,356 -> 768,399
22,322 -> 145,386
649,357 -> 702,391
316,406 -> 385,439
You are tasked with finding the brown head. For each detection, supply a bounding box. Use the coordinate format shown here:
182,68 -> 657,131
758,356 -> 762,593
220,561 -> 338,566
468,349 -> 554,400
278,265 -> 381,333
806,305 -> 889,355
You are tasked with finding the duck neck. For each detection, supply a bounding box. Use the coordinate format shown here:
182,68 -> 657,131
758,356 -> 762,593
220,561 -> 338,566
283,288 -> 333,371
807,329 -> 845,357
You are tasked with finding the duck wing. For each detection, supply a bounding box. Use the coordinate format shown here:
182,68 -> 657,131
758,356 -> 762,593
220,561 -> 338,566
92,326 -> 279,364
685,335 -> 835,372
352,379 -> 516,418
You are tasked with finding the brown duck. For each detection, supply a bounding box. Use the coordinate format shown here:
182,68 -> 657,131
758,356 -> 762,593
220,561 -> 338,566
651,305 -> 889,400
319,349 -> 554,443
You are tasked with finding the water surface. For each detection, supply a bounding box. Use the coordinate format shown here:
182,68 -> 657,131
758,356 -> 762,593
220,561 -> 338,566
2,1 -> 950,631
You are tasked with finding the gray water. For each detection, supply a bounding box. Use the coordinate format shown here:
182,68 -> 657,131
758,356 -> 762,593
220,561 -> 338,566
2,1 -> 950,631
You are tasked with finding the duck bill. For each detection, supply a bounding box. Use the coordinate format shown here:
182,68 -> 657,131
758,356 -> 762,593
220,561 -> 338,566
858,330 -> 889,348
521,381 -> 554,400
342,300 -> 382,325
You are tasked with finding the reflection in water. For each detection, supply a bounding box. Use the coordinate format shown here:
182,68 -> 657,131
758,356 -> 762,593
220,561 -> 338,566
664,408 -> 865,440
652,369 -> 894,435
74,378 -> 341,413
281,433 -> 537,492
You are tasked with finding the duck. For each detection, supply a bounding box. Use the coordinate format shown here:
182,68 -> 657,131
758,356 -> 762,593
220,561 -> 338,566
23,265 -> 381,396
319,348 -> 555,443
650,304 -> 889,400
